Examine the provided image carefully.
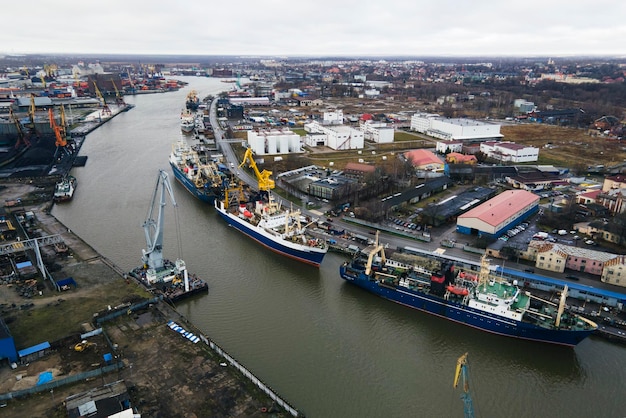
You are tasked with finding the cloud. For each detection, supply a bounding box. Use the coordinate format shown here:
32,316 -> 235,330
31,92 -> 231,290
3,0 -> 625,57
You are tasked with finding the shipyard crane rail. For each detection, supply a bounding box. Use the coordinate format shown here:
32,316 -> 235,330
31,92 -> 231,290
142,170 -> 178,271
239,147 -> 275,192
453,352 -> 475,418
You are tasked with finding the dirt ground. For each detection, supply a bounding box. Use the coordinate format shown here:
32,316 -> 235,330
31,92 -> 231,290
501,124 -> 626,168
0,181 -> 293,417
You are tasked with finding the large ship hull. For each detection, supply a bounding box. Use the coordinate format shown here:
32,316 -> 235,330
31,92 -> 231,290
340,264 -> 595,346
169,160 -> 216,203
215,200 -> 326,267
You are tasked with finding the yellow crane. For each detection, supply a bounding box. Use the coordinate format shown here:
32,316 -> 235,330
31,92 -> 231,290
110,78 -> 125,106
239,147 -> 275,192
453,353 -> 475,418
92,81 -> 111,116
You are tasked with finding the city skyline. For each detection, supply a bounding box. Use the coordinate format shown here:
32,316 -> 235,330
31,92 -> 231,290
2,0 -> 625,58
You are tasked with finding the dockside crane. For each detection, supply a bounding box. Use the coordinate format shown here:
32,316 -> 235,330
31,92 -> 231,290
8,108 -> 31,149
239,147 -> 275,192
92,81 -> 111,116
26,94 -> 39,138
48,108 -> 72,157
110,78 -> 125,106
453,352 -> 475,418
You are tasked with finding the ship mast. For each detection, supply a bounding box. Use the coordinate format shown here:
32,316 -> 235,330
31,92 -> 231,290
478,254 -> 491,290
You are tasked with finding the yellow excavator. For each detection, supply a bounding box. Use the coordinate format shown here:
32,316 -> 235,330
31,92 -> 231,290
73,340 -> 96,352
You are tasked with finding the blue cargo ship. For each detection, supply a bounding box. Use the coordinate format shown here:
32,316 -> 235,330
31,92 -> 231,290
168,139 -> 223,203
339,235 -> 597,346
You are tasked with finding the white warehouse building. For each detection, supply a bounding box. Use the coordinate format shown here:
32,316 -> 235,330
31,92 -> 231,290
410,113 -> 440,133
360,121 -> 394,143
303,120 -> 364,150
436,140 -> 464,153
411,115 -> 503,142
480,141 -> 539,163
247,129 -> 302,156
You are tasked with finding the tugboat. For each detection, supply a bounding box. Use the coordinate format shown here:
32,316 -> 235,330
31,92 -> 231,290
129,170 -> 208,303
53,175 -> 77,202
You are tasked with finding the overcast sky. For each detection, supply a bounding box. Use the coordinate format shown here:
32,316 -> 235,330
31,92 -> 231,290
3,0 -> 625,58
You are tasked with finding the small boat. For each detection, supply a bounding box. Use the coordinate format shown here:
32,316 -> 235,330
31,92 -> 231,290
53,175 -> 77,202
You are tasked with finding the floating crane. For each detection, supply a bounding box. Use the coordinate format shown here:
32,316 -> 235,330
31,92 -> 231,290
239,147 -> 275,192
453,352 -> 475,418
141,170 -> 189,289
92,81 -> 111,116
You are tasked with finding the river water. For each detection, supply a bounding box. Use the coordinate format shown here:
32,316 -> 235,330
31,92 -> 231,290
52,76 -> 626,418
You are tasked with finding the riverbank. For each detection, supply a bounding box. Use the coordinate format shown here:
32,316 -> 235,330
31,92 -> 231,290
0,181 -> 299,417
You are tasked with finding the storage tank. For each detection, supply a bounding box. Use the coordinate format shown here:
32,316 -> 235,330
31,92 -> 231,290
279,136 -> 289,153
267,135 -> 277,154
289,134 -> 301,152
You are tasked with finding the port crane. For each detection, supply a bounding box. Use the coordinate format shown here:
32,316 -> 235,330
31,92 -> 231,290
8,108 -> 31,150
48,108 -> 72,157
453,352 -> 475,418
110,78 -> 125,106
141,170 -> 189,288
239,147 -> 275,192
92,81 -> 111,116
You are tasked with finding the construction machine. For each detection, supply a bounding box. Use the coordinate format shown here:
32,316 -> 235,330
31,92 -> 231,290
73,340 -> 96,352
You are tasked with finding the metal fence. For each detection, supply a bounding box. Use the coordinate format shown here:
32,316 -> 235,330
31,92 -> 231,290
204,336 -> 301,417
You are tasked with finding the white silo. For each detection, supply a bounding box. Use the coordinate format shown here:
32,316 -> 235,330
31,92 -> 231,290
289,134 -> 301,152
279,135 -> 289,154
267,134 -> 278,154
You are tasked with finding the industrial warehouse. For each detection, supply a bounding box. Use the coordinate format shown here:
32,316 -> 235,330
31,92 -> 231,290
456,189 -> 540,238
